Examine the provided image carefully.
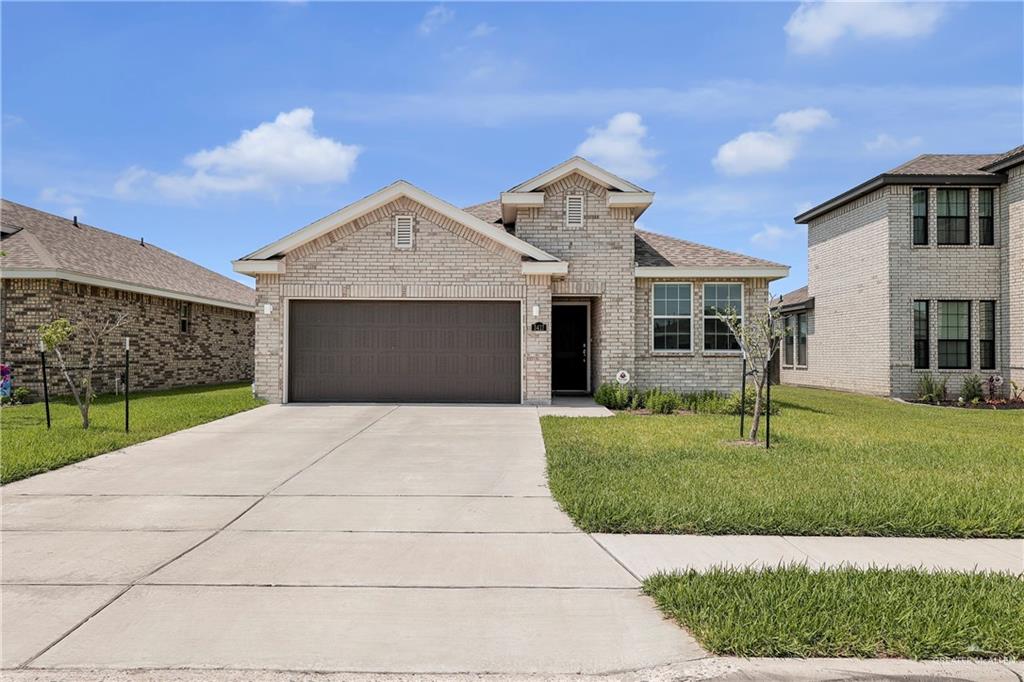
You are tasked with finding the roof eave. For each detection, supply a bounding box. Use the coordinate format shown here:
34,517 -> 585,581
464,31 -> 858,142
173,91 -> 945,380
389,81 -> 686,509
635,265 -> 790,281
981,152 -> 1024,173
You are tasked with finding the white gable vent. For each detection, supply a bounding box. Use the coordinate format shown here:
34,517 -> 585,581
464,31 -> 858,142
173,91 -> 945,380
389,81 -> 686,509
565,195 -> 584,228
394,215 -> 413,249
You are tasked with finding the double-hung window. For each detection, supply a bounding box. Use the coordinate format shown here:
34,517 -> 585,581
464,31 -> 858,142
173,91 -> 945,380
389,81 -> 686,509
979,300 -> 996,370
796,312 -> 808,367
913,300 -> 929,369
912,188 -> 928,245
652,283 -> 692,351
937,189 -> 969,245
783,316 -> 794,366
179,301 -> 192,334
938,301 -> 970,369
703,283 -> 742,351
979,189 -> 994,246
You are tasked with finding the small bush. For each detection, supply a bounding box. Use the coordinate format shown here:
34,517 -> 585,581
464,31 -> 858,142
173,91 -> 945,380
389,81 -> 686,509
917,374 -> 947,404
646,388 -> 683,414
0,386 -> 32,407
960,374 -> 984,403
594,382 -> 632,410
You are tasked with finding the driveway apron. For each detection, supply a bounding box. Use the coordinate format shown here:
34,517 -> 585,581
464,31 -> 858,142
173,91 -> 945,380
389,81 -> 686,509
1,403 -> 702,674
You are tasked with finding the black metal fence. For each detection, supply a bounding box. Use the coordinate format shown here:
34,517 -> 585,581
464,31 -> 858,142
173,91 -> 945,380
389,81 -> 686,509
39,341 -> 131,432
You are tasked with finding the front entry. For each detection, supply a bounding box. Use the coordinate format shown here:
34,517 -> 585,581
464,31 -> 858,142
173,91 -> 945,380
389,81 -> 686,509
552,303 -> 590,393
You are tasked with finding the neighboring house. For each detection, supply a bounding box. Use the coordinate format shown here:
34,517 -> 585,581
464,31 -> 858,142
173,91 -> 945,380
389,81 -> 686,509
1,200 -> 256,397
233,157 -> 788,405
777,145 -> 1024,398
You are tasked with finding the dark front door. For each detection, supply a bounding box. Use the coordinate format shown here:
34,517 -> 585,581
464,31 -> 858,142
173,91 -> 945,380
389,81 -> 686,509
552,304 -> 589,393
288,300 -> 521,403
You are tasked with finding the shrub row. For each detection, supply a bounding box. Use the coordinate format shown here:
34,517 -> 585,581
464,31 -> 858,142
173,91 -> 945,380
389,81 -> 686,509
593,383 -> 780,416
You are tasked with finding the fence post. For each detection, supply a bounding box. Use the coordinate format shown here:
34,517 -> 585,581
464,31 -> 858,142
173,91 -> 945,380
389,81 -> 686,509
39,341 -> 51,430
739,358 -> 747,438
766,373 -> 772,449
124,337 -> 130,433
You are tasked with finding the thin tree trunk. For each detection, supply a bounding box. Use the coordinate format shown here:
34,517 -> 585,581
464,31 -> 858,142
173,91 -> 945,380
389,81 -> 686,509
54,347 -> 89,428
748,375 -> 765,442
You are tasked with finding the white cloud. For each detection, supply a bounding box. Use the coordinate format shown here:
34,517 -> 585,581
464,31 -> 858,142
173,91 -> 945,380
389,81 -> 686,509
418,5 -> 454,36
39,187 -> 85,219
115,108 -> 360,201
575,112 -> 659,181
785,1 -> 947,55
713,107 -> 833,176
865,132 -> 924,153
469,22 -> 495,38
751,224 -> 803,249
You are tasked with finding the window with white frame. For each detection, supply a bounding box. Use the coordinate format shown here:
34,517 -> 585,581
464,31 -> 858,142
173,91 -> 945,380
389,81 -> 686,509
565,195 -> 584,228
703,283 -> 742,351
179,301 -> 192,334
652,283 -> 692,351
394,215 -> 413,249
796,312 -> 808,367
783,316 -> 794,366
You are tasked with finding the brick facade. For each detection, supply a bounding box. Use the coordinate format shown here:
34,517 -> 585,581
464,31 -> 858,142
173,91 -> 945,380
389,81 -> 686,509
1,278 -> 254,398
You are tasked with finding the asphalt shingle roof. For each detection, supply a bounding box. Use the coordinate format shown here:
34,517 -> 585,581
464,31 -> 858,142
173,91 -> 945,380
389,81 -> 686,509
1,199 -> 255,309
634,229 -> 786,269
887,154 -> 1002,176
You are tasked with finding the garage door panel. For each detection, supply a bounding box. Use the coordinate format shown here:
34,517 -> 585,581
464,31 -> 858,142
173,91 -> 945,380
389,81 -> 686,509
288,301 -> 520,403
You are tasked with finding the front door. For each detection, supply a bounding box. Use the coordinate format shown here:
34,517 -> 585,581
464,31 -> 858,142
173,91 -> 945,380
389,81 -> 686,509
552,304 -> 589,393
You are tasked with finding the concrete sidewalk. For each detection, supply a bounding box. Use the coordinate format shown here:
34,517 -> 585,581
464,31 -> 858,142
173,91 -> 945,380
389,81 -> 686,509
593,533 -> 1024,576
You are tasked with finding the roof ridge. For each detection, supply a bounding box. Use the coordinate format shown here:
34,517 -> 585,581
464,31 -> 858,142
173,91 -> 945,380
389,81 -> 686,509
635,228 -> 787,268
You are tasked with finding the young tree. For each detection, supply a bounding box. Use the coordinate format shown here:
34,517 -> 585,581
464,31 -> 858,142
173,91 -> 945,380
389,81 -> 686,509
38,312 -> 130,428
714,303 -> 785,443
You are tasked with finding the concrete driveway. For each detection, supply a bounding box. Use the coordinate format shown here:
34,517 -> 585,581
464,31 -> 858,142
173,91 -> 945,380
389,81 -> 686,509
1,404 -> 702,674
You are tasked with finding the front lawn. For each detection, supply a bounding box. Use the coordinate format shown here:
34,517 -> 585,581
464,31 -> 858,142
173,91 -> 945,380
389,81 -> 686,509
1,382 -> 264,484
541,386 -> 1024,537
643,566 -> 1024,659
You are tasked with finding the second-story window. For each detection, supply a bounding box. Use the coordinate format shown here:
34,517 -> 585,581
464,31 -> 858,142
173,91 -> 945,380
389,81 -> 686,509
979,189 -> 994,246
937,189 -> 968,245
912,188 -> 928,245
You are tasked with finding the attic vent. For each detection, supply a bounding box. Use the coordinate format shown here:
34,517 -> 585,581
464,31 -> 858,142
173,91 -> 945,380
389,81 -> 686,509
394,215 -> 413,249
565,195 -> 584,228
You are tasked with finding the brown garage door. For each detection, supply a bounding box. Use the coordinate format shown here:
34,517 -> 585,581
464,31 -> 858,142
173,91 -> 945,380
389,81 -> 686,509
288,300 -> 521,403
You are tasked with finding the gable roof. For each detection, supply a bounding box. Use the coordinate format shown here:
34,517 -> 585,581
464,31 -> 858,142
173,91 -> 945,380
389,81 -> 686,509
796,150 -> 1012,224
634,229 -> 789,280
236,181 -> 559,271
1,199 -> 255,311
507,156 -> 648,193
462,199 -> 503,225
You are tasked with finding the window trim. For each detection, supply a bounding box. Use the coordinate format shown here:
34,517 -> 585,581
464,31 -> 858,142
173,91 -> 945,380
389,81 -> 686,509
393,214 -> 414,249
702,281 -> 744,354
564,194 -> 585,229
912,187 -> 929,246
178,300 -> 192,335
795,312 -> 808,368
978,188 -> 995,246
979,300 -> 996,371
937,299 -> 971,370
936,188 -> 970,246
782,315 -> 794,368
913,300 -> 929,370
650,281 -> 694,353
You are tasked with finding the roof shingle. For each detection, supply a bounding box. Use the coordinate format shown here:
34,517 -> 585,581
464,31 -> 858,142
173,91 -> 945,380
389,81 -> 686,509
887,154 -> 1002,176
634,229 -> 786,269
1,199 -> 255,309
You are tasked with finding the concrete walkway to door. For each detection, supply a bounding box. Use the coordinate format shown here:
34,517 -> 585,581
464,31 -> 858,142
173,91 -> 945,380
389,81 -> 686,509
1,403 -> 703,675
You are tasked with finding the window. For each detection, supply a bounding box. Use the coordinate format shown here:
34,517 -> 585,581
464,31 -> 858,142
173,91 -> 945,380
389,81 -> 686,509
979,189 -> 994,246
980,300 -> 995,370
394,215 -> 413,249
937,189 -> 968,245
652,283 -> 692,351
913,300 -> 929,369
938,301 -> 970,369
179,301 -> 191,334
703,283 -> 742,351
783,316 -> 794,366
565,195 -> 584,228
796,313 -> 808,367
912,188 -> 928,245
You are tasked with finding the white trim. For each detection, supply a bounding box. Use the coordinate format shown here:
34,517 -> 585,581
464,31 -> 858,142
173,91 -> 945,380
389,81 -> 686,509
241,180 -> 558,263
781,314 -> 795,369
636,266 -> 789,280
499,192 -> 545,206
521,261 -> 568,276
393,214 -> 414,249
508,157 -> 646,193
2,267 -> 255,312
607,192 -> 654,209
233,259 -> 286,275
650,281 -> 694,353
281,297 -> 525,405
552,300 -> 591,394
703,281 -> 744,354
565,194 -> 585,229
795,311 -> 809,369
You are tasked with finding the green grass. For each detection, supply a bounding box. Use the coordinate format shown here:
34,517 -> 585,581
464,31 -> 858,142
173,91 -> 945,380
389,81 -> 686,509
542,386 -> 1024,537
643,566 -> 1024,659
1,382 -> 264,484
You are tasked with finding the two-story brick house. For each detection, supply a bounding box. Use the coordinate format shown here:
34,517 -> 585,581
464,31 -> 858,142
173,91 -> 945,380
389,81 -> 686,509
778,145 -> 1024,398
234,157 -> 788,404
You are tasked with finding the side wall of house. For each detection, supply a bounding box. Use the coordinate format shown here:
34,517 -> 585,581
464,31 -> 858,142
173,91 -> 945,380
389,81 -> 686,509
780,188 -> 891,394
633,277 -> 770,393
1,278 -> 254,398
252,197 -> 552,404
1003,164 -> 1024,389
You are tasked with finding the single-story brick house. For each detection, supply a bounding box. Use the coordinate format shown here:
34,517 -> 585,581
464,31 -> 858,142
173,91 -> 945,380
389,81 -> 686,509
233,157 -> 789,405
1,199 -> 256,397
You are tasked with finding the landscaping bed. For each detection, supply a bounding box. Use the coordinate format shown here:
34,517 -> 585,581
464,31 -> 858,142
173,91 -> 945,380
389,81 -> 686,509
1,382 -> 264,484
643,566 -> 1024,659
541,386 -> 1024,537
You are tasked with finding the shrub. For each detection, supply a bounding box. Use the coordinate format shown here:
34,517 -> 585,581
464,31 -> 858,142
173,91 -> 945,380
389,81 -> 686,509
628,390 -> 645,411
646,388 -> 683,414
917,374 -> 947,404
0,386 -> 32,407
594,382 -> 632,410
960,374 -> 984,404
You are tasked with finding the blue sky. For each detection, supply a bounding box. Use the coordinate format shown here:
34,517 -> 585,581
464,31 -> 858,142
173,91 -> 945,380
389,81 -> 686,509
3,1 -> 1022,294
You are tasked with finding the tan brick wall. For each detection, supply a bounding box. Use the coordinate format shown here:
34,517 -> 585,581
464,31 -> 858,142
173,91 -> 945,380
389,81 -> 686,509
1004,165 -> 1024,389
1,278 -> 254,398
